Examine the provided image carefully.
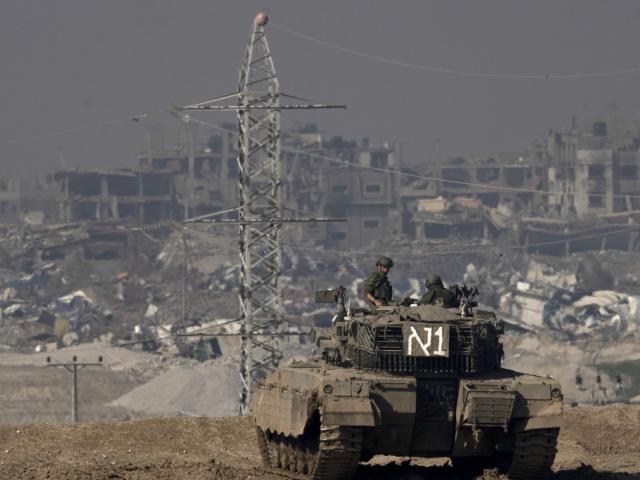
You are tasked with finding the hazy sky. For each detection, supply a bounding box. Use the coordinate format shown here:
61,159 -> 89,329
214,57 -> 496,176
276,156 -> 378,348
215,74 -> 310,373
2,0 -> 640,177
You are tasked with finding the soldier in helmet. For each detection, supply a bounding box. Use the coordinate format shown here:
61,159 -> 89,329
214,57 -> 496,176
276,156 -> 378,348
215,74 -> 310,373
364,256 -> 394,307
419,273 -> 458,307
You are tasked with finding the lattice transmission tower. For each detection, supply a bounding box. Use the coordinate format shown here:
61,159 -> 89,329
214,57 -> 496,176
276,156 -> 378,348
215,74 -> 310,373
173,13 -> 344,414
236,13 -> 286,414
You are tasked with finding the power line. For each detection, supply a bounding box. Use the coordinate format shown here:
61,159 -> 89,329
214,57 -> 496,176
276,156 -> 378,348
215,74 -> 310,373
3,118 -> 132,146
271,22 -> 640,81
290,225 -> 639,258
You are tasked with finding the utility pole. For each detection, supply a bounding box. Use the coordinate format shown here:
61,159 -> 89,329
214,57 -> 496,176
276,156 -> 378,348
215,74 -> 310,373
181,233 -> 189,328
174,12 -> 345,414
46,355 -> 103,424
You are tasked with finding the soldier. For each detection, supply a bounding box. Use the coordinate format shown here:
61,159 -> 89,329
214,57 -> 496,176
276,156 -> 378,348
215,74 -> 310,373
363,256 -> 394,307
419,273 -> 458,307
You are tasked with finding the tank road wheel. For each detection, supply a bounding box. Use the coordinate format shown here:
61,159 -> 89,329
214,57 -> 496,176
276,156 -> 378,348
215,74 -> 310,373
506,428 -> 559,480
256,420 -> 362,479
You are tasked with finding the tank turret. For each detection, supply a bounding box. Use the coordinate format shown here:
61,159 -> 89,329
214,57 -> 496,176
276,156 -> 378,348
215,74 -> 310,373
315,286 -> 504,375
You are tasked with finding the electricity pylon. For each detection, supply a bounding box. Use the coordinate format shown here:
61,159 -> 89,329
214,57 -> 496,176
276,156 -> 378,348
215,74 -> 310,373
175,13 -> 344,414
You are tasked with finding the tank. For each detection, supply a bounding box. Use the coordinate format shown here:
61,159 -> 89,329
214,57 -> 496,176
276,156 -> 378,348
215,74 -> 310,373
252,285 -> 563,479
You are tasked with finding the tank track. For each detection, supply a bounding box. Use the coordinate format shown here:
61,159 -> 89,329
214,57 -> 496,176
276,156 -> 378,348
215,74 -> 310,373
507,428 -> 559,480
256,424 -> 362,480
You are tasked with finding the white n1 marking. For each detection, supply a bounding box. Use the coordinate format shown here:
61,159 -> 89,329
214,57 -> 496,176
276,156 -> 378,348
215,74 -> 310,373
407,326 -> 432,356
433,326 -> 446,356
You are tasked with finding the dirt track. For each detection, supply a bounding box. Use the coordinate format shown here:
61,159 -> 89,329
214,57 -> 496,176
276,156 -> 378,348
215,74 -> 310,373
0,405 -> 639,480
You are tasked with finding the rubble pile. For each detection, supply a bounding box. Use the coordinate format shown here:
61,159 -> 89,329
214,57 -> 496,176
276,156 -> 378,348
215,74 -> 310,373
0,263 -> 117,350
2,216 -> 640,408
496,254 -> 640,341
0,222 -> 167,352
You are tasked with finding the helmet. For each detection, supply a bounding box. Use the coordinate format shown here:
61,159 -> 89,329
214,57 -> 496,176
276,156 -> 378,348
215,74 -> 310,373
426,273 -> 443,287
376,256 -> 394,268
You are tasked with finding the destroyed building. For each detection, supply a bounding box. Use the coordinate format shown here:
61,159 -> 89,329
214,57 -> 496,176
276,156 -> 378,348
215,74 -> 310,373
401,150 -> 547,243
51,123 -> 404,248
0,177 -> 56,225
0,177 -> 23,222
289,130 -> 403,248
546,118 -> 640,217
2,114 -> 636,254
54,169 -> 176,224
401,116 -> 640,254
136,123 -> 238,219
54,123 -> 238,224
518,118 -> 640,255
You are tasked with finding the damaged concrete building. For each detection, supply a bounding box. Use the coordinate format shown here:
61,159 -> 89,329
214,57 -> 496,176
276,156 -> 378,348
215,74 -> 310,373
54,123 -> 238,224
136,123 -> 238,219
402,150 -> 547,242
0,177 -> 56,225
519,118 -> 640,254
51,122 -> 403,249
0,177 -> 23,222
55,169 -> 176,223
5,114 -> 638,254
400,117 -> 640,254
546,119 -> 640,217
292,132 -> 402,248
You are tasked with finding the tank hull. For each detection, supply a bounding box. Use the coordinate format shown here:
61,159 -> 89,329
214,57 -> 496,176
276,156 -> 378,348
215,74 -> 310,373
253,362 -> 562,474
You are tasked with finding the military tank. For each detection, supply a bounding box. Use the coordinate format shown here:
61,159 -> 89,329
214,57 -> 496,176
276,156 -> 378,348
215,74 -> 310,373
252,285 -> 563,480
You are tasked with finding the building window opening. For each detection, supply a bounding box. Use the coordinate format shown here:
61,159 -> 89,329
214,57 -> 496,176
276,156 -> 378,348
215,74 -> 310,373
588,195 -> 604,207
477,193 -> 500,208
363,219 -> 380,229
364,184 -> 382,194
476,168 -> 499,182
442,168 -> 471,188
425,223 -> 451,239
620,165 -> 637,179
505,168 -> 525,187
370,152 -> 388,169
588,165 -> 606,179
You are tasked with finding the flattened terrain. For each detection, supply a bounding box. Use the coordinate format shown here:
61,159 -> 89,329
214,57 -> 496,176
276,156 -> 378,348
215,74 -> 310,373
0,405 -> 638,480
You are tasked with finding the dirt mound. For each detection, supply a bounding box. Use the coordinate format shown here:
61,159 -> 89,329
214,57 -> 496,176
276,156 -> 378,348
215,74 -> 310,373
110,364 -> 240,417
562,405 -> 640,456
0,405 -> 638,480
0,416 -> 277,480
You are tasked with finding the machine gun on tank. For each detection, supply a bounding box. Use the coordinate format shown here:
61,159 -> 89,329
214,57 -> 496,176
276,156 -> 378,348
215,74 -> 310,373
313,285 -> 349,364
456,253 -> 503,317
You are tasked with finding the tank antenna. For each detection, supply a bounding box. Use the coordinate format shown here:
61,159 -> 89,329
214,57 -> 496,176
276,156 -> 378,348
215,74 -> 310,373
462,253 -> 504,313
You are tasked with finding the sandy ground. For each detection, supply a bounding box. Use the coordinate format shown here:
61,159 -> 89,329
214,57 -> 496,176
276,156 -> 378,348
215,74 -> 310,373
0,345 -> 244,424
0,345 -> 160,425
502,332 -> 639,404
0,405 -> 638,480
0,365 -> 142,425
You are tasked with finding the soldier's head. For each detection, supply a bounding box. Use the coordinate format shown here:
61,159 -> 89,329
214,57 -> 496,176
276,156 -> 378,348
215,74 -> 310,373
425,273 -> 443,288
376,256 -> 393,273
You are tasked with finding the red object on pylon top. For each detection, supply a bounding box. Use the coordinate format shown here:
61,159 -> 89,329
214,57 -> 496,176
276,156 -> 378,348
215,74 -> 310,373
255,12 -> 269,26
